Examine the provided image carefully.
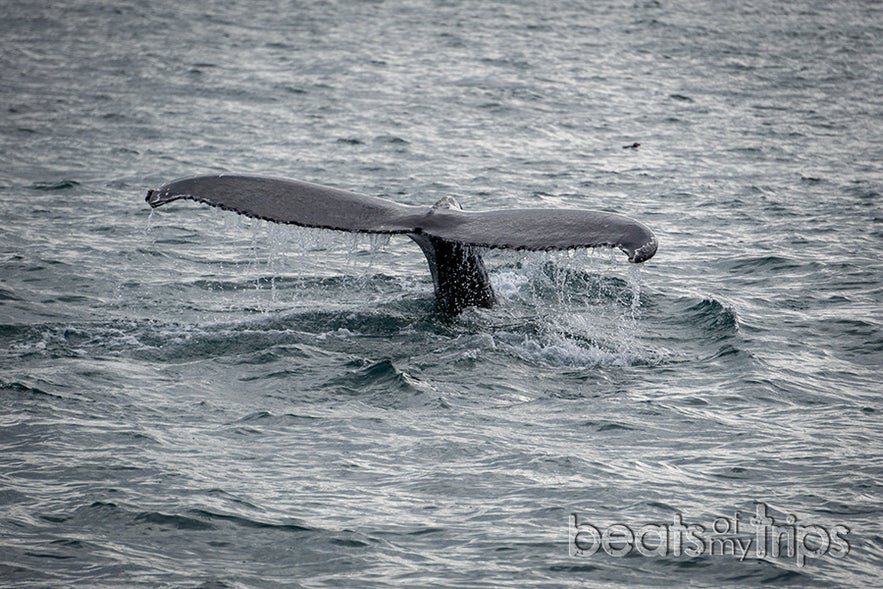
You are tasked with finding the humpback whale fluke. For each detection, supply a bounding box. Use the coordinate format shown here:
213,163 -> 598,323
145,174 -> 657,315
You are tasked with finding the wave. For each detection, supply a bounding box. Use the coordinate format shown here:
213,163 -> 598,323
683,297 -> 740,336
68,500 -> 315,534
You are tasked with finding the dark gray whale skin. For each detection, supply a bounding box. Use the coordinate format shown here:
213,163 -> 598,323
146,174 -> 657,315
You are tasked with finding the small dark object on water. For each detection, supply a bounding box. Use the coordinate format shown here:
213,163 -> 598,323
623,142 -> 641,150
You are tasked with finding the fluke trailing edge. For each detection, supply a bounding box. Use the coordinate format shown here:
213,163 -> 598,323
145,174 -> 658,315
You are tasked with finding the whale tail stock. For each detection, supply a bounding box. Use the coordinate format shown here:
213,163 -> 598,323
145,174 -> 657,315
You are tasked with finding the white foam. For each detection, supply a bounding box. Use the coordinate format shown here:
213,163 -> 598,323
478,248 -> 657,368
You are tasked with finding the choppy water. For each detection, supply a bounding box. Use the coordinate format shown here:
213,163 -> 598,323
2,0 -> 882,587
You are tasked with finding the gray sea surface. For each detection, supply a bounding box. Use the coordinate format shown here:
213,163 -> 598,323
1,0 -> 881,587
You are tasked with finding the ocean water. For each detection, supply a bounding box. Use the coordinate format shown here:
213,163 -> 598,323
1,0 -> 881,587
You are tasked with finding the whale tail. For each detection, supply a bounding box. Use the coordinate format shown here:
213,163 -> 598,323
145,174 -> 657,315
